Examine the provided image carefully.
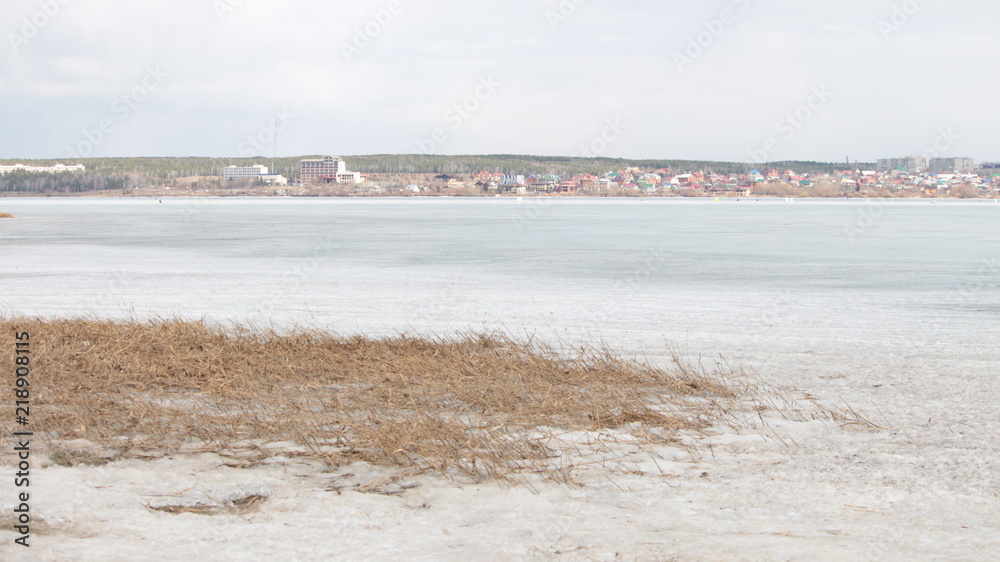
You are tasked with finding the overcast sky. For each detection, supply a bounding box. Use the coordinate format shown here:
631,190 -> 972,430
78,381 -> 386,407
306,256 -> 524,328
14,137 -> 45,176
2,0 -> 996,163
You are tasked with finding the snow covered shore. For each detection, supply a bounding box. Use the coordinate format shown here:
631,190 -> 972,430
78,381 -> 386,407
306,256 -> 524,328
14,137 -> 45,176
4,335 -> 999,561
2,199 -> 998,559
3,401 -> 996,560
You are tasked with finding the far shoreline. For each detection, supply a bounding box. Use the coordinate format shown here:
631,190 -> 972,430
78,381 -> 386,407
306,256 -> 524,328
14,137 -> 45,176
2,191 -> 998,200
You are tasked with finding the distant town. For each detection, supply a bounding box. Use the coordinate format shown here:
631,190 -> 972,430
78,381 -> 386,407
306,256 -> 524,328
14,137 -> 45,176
2,155 -> 999,198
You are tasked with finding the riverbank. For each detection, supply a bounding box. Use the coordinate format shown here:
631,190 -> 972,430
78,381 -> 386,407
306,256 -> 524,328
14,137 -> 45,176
2,187 -> 997,199
2,198 -> 998,559
1,317 -> 839,482
4,318 -> 998,560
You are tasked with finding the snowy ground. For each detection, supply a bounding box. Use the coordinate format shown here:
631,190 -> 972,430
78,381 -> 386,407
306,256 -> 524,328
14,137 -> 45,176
3,336 -> 999,560
2,399 -> 997,560
2,198 -> 999,559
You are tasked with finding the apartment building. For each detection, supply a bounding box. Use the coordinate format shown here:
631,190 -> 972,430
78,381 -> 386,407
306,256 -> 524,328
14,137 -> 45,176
929,158 -> 975,173
300,156 -> 346,183
876,156 -> 928,174
223,164 -> 268,180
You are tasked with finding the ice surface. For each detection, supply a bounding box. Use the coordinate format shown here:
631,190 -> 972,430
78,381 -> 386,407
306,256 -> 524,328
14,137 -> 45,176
1,197 -> 998,559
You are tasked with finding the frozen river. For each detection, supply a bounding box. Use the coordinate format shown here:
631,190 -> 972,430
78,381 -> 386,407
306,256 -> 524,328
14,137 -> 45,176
2,197 -> 997,347
3,195 -> 999,423
2,196 -> 1000,558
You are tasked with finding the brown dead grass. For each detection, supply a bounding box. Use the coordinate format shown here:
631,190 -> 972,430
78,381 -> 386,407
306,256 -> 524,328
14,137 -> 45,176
4,317 -> 768,481
147,493 -> 268,516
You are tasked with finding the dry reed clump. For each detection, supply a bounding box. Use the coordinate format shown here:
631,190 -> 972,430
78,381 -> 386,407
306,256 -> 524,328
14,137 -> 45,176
4,317 -> 747,481
146,492 -> 268,516
0,213 -> 14,219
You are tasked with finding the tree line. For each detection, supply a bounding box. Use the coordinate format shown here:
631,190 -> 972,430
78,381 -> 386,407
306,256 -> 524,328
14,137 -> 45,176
0,156 -> 868,193
0,171 -> 133,194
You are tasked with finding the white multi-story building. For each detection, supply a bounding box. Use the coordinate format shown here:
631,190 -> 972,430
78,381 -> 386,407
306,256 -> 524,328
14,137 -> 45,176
260,174 -> 288,186
929,158 -> 975,173
877,157 -> 927,174
0,163 -> 85,174
223,164 -> 269,180
337,171 -> 363,184
501,174 -> 526,185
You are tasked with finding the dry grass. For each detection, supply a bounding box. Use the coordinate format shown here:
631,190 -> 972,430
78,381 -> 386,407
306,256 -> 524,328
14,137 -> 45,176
0,212 -> 14,218
49,449 -> 120,467
147,493 -> 268,516
2,317 -> 831,481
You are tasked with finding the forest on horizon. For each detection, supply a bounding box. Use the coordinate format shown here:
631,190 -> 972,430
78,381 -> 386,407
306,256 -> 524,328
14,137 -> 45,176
0,154 -> 867,193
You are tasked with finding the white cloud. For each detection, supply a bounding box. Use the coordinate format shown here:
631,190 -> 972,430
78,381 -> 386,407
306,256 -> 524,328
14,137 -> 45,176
2,0 -> 998,161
